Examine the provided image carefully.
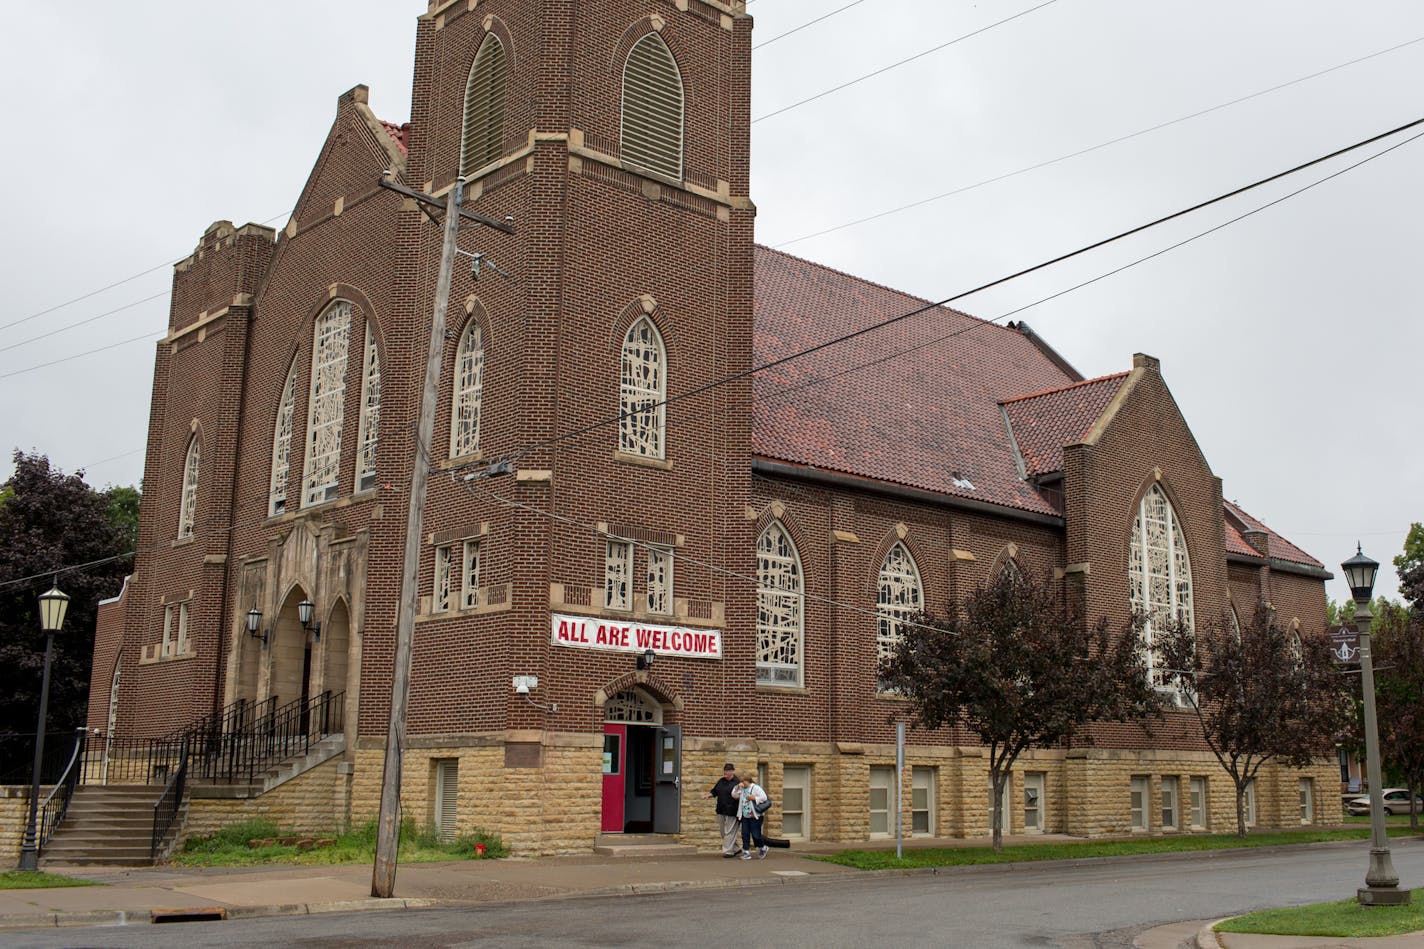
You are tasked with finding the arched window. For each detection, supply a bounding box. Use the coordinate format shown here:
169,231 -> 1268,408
303,300 -> 353,507
1129,483 -> 1194,690
620,32 -> 684,180
270,359 -> 297,515
355,322 -> 381,492
877,543 -> 922,673
178,435 -> 200,539
757,522 -> 803,687
450,321 -> 485,458
619,317 -> 666,458
460,34 -> 508,176
604,688 -> 662,724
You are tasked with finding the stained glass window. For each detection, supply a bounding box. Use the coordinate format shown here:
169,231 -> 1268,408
1129,484 -> 1193,690
433,544 -> 453,614
355,322 -> 380,492
877,543 -> 922,676
178,436 -> 200,539
461,540 -> 481,610
619,317 -> 666,458
605,540 -> 633,611
451,321 -> 485,458
604,689 -> 660,724
757,523 -> 803,686
303,300 -> 352,506
647,547 -> 673,615
270,360 -> 296,515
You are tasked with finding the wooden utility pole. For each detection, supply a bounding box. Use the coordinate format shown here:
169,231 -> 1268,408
369,174 -> 513,898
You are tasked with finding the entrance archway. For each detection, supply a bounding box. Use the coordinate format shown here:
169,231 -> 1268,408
601,687 -> 680,834
268,588 -> 314,710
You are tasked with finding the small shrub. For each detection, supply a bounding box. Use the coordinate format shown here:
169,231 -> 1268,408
181,818 -> 280,854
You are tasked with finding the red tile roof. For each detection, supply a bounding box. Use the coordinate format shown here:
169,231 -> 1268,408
750,246 -> 1324,573
1223,501 -> 1324,569
1001,373 -> 1128,478
751,246 -> 1075,516
380,121 -> 410,155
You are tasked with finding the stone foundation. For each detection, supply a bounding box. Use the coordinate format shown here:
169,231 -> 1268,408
1,787 -> 32,867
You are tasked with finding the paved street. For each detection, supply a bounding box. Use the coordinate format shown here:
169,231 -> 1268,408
8,838 -> 1424,948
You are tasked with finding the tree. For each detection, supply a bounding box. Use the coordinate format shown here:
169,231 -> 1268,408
879,569 -> 1161,850
0,452 -> 133,776
1372,605 -> 1424,828
1163,605 -> 1351,837
1394,522 -> 1424,608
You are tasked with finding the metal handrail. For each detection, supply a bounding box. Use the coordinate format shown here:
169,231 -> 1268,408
151,737 -> 189,861
36,730 -> 87,856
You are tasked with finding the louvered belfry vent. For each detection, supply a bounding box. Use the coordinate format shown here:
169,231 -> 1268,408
460,35 -> 508,176
620,33 -> 684,181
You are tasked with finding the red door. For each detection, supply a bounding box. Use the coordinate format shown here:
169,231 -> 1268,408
600,724 -> 627,833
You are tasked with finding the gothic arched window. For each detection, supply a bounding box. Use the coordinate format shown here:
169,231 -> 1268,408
178,435 -> 200,539
620,33 -> 684,180
355,322 -> 381,492
757,522 -> 803,687
303,300 -> 353,507
619,317 -> 666,458
270,359 -> 296,516
877,543 -> 923,672
451,321 -> 485,458
1129,484 -> 1194,690
460,34 -> 508,176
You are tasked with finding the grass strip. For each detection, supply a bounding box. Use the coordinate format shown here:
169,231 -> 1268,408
1218,889 -> 1424,938
171,818 -> 505,867
0,871 -> 101,890
815,827 -> 1418,871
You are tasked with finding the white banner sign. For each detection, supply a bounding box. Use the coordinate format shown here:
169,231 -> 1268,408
550,613 -> 722,660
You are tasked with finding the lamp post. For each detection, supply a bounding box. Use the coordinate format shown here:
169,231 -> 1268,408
17,582 -> 70,872
1342,545 -> 1407,906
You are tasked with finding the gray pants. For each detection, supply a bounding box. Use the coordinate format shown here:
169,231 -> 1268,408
718,813 -> 742,854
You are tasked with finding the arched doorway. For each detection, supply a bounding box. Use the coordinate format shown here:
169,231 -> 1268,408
601,687 -> 680,834
268,588 -> 315,712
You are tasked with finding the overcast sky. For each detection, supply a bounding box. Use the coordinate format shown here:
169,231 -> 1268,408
2,1 -> 1420,605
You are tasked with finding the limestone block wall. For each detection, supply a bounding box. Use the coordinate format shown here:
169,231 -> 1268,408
1,787 -> 31,867
184,757 -> 346,841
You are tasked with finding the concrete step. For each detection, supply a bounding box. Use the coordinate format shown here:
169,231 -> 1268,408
593,834 -> 699,857
42,854 -> 154,867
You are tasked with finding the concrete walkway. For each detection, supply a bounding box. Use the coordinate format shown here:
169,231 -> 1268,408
0,835 -> 1418,948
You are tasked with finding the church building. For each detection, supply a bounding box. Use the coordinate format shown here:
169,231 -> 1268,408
87,0 -> 1335,854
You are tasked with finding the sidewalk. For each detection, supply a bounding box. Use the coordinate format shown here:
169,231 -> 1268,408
1,837 -> 1419,949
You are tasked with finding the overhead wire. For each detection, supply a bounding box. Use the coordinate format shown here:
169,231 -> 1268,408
752,0 -> 868,50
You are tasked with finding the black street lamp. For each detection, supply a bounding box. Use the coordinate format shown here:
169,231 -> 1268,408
18,582 -> 70,872
1342,544 -> 1407,906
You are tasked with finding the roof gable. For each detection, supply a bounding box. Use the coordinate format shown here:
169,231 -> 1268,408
1001,373 -> 1129,478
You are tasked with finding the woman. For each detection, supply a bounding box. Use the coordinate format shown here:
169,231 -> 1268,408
731,774 -> 769,859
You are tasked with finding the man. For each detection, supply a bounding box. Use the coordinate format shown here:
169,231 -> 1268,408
707,762 -> 741,857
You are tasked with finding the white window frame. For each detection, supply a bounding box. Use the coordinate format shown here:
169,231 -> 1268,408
433,544 -> 453,614
868,765 -> 894,837
270,360 -> 297,516
178,436 -> 200,539
1129,484 -> 1194,693
912,767 -> 936,837
1130,775 -> 1149,832
1244,779 -> 1257,827
876,542 -> 923,686
1299,777 -> 1314,824
618,317 -> 667,459
605,540 -> 633,612
460,540 -> 481,610
450,321 -> 485,459
646,546 -> 673,615
302,300 -> 353,507
1190,776 -> 1208,830
1161,776 -> 1179,831
782,764 -> 811,840
355,321 -> 381,493
756,522 -> 803,687
1023,771 -> 1045,834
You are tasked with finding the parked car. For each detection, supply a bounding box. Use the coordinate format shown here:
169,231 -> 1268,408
1345,788 -> 1423,816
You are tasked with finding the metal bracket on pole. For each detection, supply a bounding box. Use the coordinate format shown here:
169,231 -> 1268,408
378,173 -> 516,234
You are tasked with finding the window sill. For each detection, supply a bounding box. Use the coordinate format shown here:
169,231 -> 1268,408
417,583 -> 513,623
139,646 -> 197,666
437,451 -> 484,470
171,536 -> 195,548
612,451 -> 672,471
755,683 -> 807,695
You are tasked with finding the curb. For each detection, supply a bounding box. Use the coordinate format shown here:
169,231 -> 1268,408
0,897 -> 438,932
1194,919 -> 1230,948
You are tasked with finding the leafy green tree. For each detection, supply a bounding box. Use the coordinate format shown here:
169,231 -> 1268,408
1395,523 -> 1424,608
879,569 -> 1161,850
0,452 -> 132,775
1372,588 -> 1424,827
1163,605 -> 1352,836
104,483 -> 141,554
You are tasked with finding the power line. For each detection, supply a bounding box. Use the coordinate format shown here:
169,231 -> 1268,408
0,291 -> 171,354
770,33 -> 1424,249
0,329 -> 163,381
752,0 -> 1059,123
753,0 -> 868,50
494,114 -> 1424,465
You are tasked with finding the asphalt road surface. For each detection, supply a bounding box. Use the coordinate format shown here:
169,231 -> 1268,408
9,838 -> 1424,948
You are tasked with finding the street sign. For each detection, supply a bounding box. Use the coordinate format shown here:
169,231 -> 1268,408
1331,627 -> 1360,665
